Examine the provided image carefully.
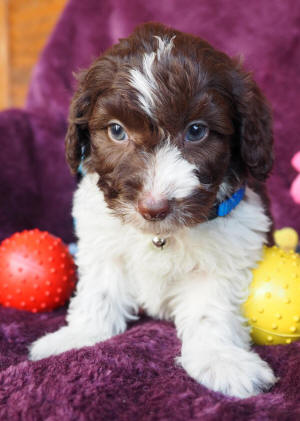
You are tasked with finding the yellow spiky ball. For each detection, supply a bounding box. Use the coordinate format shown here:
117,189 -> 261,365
243,246 -> 300,345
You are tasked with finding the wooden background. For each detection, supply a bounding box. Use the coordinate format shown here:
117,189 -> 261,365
0,0 -> 67,110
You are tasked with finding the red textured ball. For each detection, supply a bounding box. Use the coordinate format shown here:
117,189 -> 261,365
0,229 -> 77,313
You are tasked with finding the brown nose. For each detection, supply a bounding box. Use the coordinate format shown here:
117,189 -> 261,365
138,195 -> 170,221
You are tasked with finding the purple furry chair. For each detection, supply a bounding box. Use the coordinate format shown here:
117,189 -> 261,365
1,0 -> 300,419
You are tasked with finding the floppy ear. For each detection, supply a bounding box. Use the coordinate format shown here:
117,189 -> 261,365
65,74 -> 92,174
234,67 -> 274,181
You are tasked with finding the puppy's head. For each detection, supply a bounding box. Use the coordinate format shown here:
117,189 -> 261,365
66,22 -> 273,234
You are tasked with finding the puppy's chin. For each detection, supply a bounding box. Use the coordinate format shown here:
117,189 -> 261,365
134,216 -> 180,236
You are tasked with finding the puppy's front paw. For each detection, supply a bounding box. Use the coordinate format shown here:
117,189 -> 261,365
179,347 -> 277,398
28,326 -> 101,361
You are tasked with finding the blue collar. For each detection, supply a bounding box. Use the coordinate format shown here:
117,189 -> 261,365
210,187 -> 246,219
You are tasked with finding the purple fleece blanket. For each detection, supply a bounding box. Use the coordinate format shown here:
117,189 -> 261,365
1,307 -> 300,420
1,0 -> 300,419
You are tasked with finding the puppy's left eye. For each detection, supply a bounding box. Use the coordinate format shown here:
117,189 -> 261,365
185,122 -> 209,142
108,123 -> 128,142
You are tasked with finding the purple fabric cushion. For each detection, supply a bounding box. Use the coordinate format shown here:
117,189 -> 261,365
1,110 -> 75,242
1,0 -> 300,419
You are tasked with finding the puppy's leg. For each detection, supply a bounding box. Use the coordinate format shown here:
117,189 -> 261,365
173,275 -> 277,398
29,262 -> 137,361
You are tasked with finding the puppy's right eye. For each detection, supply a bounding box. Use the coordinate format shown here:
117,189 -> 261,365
107,123 -> 128,142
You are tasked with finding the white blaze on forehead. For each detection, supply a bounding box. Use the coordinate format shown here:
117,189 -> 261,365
129,35 -> 176,117
129,67 -> 155,116
144,141 -> 200,200
129,52 -> 157,117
